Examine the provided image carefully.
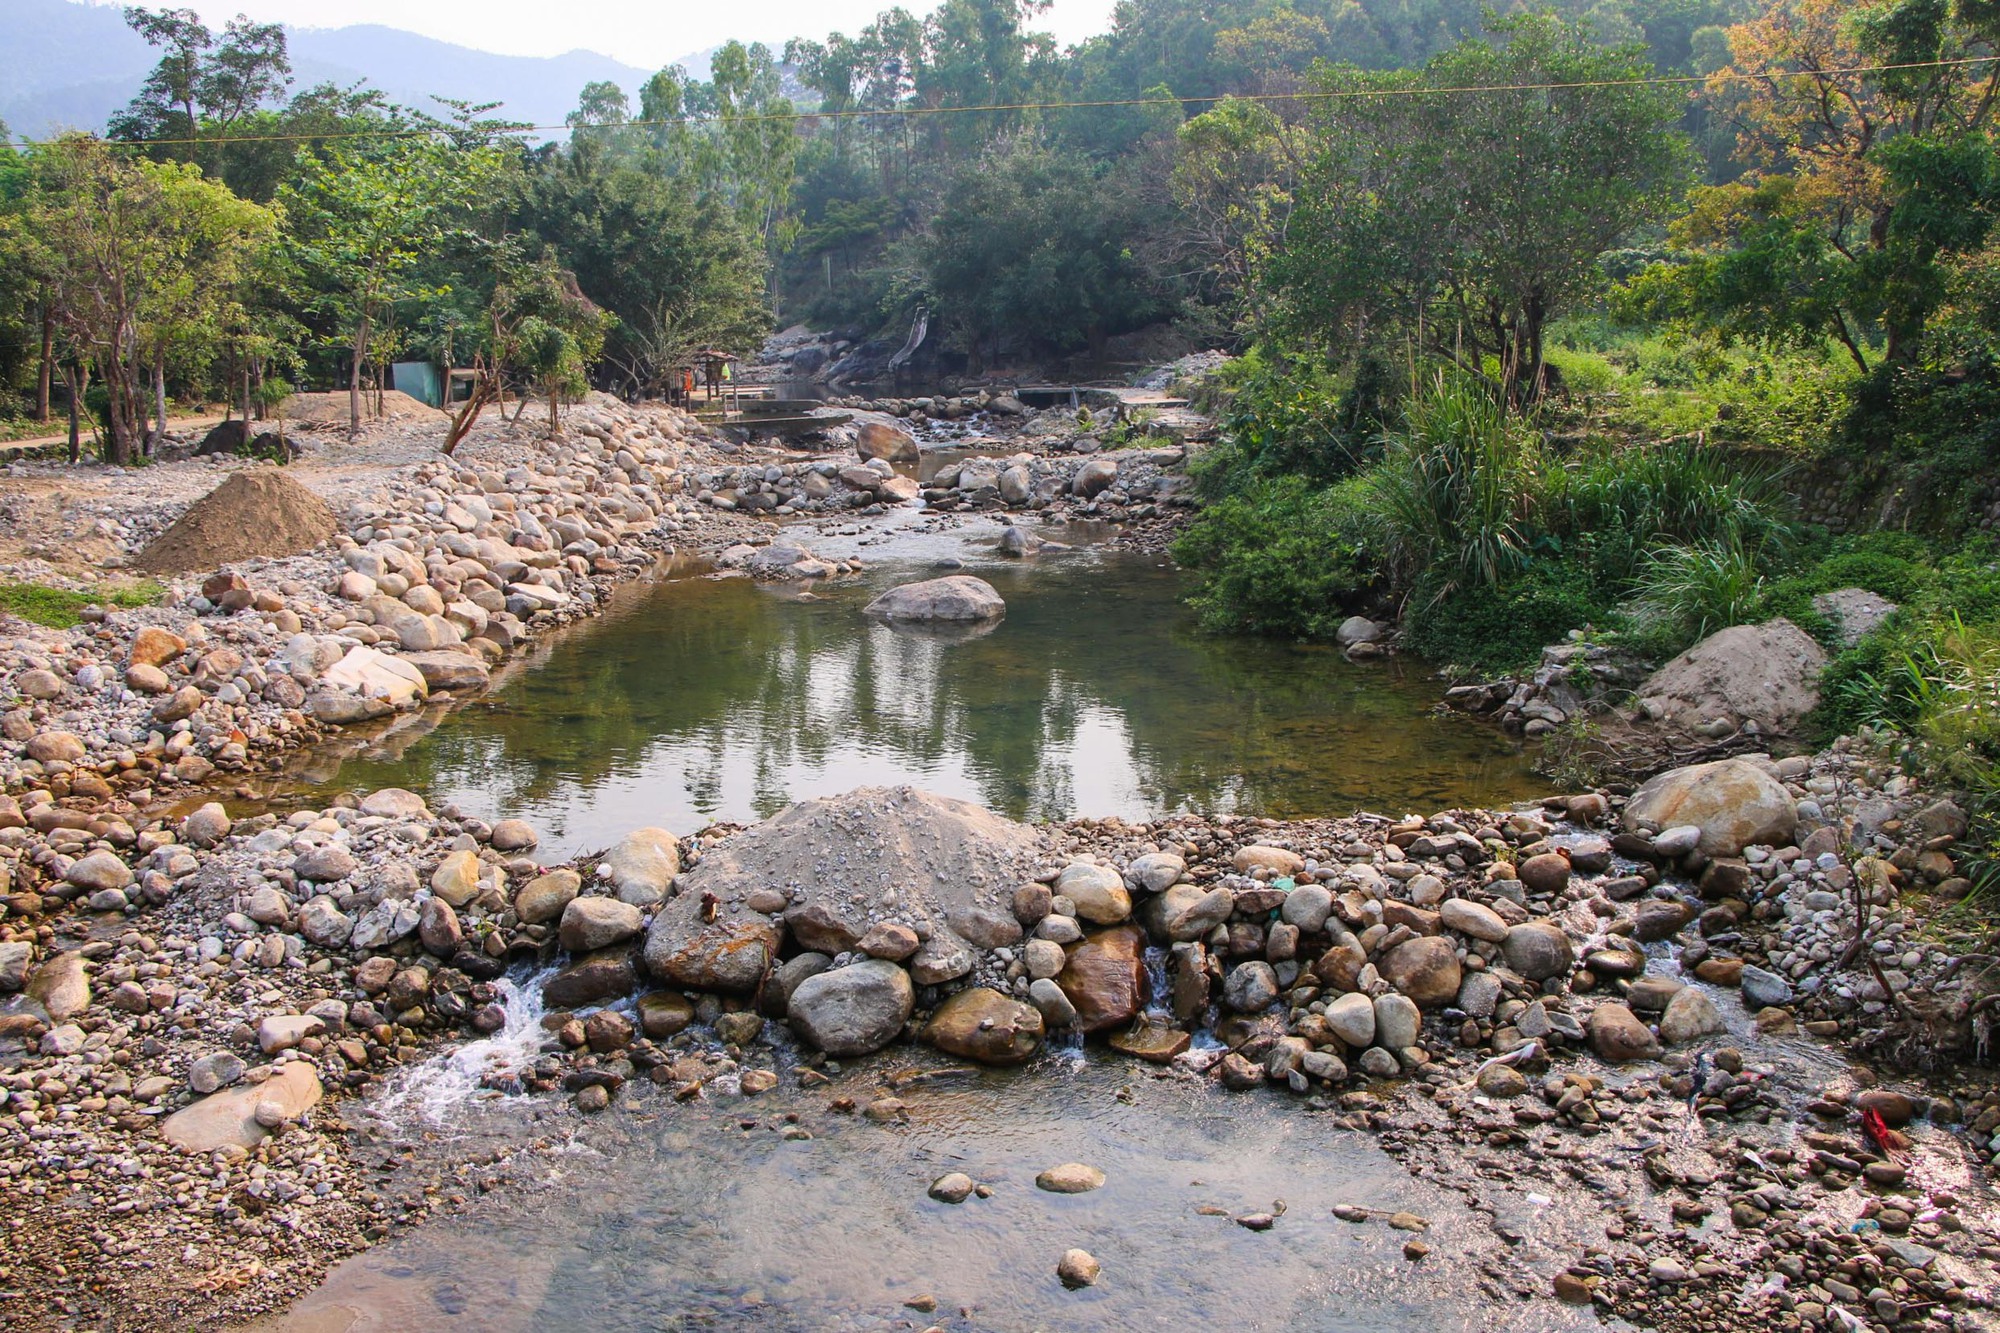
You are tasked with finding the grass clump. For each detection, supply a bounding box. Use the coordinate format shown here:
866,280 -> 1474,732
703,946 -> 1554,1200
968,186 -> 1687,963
0,581 -> 162,629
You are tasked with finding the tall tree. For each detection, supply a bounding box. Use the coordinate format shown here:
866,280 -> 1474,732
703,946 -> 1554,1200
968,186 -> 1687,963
21,135 -> 274,464
110,7 -> 292,180
279,136 -> 505,437
1267,14 -> 1692,405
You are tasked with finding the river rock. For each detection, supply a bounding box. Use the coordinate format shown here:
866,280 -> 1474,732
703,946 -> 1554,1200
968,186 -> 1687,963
293,844 -> 357,883
598,828 -> 681,906
515,869 -> 581,924
1501,921 -> 1574,981
560,896 -> 644,952
1281,884 -> 1334,932
1058,1248 -> 1101,1287
646,918 -> 778,993
1516,853 -> 1571,896
858,921 -> 922,960
298,896 -> 355,948
1440,898 -> 1509,943
1056,924 -> 1147,1032
0,942 -> 30,991
1588,1002 -> 1660,1062
1056,862 -> 1131,925
1127,852 -> 1185,892
542,949 -> 638,1008
1037,1162 -> 1105,1193
66,851 -> 132,894
1028,977 -> 1078,1027
181,802 -> 232,848
430,849 -> 485,907
785,900 -> 863,954
1457,971 -> 1502,1018
1327,992 -> 1376,1046
910,931 -> 975,984
787,959 -> 915,1057
1379,937 -> 1461,1008
856,418 -> 919,462
1374,993 -> 1421,1050
187,1051 -> 244,1094
1739,964 -> 1794,1008
1623,758 -> 1797,856
921,987 -> 1045,1065
164,1063 -> 322,1152
863,575 -> 1006,623
1223,961 -> 1279,1012
26,952 -> 89,1020
256,1014 -> 325,1053
639,991 -> 695,1038
26,731 -> 85,763
930,1172 -> 976,1204
1232,845 -> 1303,876
359,788 -> 429,820
1659,987 -> 1725,1044
1072,457 -> 1119,498
1634,899 -> 1695,942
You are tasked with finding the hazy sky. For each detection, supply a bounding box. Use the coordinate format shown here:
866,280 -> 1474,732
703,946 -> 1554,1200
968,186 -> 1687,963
167,0 -> 1123,69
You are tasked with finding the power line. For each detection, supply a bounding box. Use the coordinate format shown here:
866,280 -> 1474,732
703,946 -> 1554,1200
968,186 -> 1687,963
14,54 -> 1998,149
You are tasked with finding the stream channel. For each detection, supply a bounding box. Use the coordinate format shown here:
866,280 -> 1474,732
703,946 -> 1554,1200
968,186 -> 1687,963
256,490 -> 1609,1331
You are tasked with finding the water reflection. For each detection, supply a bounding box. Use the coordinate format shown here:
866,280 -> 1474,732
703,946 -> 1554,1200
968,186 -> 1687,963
292,548 -> 1544,857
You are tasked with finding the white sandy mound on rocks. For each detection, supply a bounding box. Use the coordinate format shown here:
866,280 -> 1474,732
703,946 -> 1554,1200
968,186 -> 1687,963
643,786 -> 1051,988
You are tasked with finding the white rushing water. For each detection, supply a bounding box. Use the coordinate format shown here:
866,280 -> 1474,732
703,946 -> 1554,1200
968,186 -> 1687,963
368,967 -> 557,1129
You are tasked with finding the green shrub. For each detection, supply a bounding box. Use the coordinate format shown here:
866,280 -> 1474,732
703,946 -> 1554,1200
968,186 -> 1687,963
1402,561 -> 1609,673
1628,538 -> 1769,648
1171,476 -> 1376,637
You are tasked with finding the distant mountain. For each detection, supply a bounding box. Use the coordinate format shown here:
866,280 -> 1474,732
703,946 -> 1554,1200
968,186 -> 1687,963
0,0 -> 685,140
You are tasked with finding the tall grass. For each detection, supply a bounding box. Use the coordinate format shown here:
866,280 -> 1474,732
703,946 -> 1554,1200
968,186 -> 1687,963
1630,538 -> 1769,646
1374,371 -> 1544,600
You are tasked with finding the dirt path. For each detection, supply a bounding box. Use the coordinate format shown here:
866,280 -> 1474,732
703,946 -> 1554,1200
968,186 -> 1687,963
0,413 -> 230,454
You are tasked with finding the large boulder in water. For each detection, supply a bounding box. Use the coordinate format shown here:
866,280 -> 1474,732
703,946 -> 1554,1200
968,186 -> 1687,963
1633,619 -> 1827,738
1056,924 -> 1148,1032
854,415 -> 919,463
922,986 -> 1045,1065
864,575 -> 1005,623
1624,758 -> 1795,857
642,786 -> 1048,994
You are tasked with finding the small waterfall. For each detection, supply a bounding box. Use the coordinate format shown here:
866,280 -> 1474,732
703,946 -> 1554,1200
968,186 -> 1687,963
1141,946 -> 1172,1018
371,966 -> 556,1128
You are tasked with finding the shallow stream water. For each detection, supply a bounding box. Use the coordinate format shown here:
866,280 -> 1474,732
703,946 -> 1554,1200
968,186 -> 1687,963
267,1055 -> 1600,1333
285,512 -> 1543,858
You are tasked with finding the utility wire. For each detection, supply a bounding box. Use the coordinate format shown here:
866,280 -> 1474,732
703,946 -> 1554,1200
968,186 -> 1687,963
14,54 -> 1999,148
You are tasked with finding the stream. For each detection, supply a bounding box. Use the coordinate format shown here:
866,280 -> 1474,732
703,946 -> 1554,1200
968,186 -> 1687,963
281,507 -> 1544,859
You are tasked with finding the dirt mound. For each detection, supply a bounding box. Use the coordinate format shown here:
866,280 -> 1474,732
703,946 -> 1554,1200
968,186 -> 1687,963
134,468 -> 339,572
281,390 -> 442,426
644,787 -> 1052,984
1633,618 -> 1828,739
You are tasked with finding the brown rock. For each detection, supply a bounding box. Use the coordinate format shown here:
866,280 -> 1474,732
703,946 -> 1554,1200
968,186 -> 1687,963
1517,853 -> 1571,895
1056,924 -> 1148,1033
1587,1002 -> 1660,1062
1378,936 -> 1462,1008
921,987 -> 1045,1065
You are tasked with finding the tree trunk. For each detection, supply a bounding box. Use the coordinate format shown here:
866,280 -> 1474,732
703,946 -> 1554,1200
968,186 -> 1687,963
64,361 -> 83,465
348,311 -> 371,439
35,308 -> 53,422
547,379 -> 561,434
149,354 -> 167,455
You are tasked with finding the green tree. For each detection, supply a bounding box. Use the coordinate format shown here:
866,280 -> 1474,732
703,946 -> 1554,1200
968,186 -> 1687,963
1267,14 -> 1692,406
19,135 -> 274,464
110,6 -> 292,181
279,135 -> 506,437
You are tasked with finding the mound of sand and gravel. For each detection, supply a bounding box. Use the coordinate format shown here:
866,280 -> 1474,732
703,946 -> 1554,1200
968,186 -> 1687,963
133,468 -> 339,572
643,786 -> 1053,989
281,390 -> 443,426
1632,618 -> 1828,738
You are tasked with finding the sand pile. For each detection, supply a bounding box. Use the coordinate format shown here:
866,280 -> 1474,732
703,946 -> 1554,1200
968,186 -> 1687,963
281,390 -> 442,426
134,468 -> 339,572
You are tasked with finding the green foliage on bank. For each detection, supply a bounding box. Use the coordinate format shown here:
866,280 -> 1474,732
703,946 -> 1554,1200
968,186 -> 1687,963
0,581 -> 161,629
